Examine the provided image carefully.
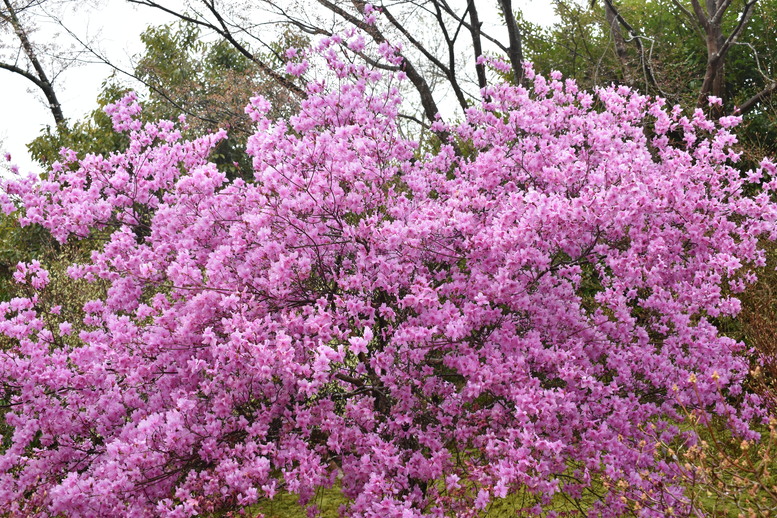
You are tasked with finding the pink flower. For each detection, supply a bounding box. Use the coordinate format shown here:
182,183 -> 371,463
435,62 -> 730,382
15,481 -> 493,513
58,322 -> 72,336
0,32 -> 770,518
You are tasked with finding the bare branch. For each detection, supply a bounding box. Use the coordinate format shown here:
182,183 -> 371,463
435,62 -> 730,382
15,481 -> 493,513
380,3 -> 469,111
465,0 -> 487,92
603,0 -> 632,84
0,61 -> 48,94
718,0 -> 758,58
314,0 -> 443,125
127,0 -> 306,99
498,0 -> 523,85
601,0 -> 666,96
1,0 -> 65,125
736,81 -> 777,115
434,0 -> 510,54
51,20 -> 224,130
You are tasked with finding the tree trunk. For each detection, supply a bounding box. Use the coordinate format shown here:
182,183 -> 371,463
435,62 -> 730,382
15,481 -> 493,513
604,1 -> 634,85
498,0 -> 524,85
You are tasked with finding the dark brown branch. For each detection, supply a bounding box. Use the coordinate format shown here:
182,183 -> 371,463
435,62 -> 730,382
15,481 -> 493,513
201,0 -> 307,99
736,81 -> 777,115
381,3 -> 469,111
315,0 -> 443,125
690,0 -> 711,31
601,0 -> 664,96
498,0 -> 524,85
0,61 -> 49,95
432,2 -> 470,110
466,0 -> 487,92
435,0 -> 510,54
128,0 -> 306,99
335,373 -> 364,386
603,0 -> 632,84
2,0 -> 65,125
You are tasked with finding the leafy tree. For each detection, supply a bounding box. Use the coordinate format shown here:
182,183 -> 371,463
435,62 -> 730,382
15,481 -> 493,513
0,32 -> 773,517
27,84 -> 132,167
135,23 -> 299,134
524,0 -> 777,158
28,22 -> 300,178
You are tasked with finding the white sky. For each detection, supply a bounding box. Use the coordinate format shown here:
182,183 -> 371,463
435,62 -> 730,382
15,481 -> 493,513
0,0 -> 558,175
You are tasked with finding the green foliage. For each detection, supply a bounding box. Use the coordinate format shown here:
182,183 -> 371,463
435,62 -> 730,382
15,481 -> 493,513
135,23 -> 255,132
522,2 -> 619,88
0,214 -> 54,300
524,0 -> 777,159
28,22 -> 304,179
28,83 -> 131,167
248,488 -> 347,517
135,23 -> 304,179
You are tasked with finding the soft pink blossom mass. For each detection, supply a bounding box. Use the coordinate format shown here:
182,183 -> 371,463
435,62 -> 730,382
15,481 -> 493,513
0,33 -> 775,517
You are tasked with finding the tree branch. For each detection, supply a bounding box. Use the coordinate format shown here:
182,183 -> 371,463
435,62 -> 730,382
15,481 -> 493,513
498,0 -> 524,85
689,0 -> 711,31
601,0 -> 665,96
380,3 -> 469,111
603,0 -> 632,84
2,0 -> 65,125
434,0 -> 510,54
718,0 -> 758,58
696,0 -> 758,107
711,0 -> 735,24
736,81 -> 777,116
128,0 -> 306,99
466,0 -> 487,92
0,61 -> 48,92
669,0 -> 705,38
315,0 -> 443,125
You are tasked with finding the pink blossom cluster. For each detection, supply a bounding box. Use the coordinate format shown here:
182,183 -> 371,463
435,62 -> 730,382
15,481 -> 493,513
0,44 -> 775,517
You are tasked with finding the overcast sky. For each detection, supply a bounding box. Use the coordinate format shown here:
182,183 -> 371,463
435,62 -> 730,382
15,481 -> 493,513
0,0 -> 558,175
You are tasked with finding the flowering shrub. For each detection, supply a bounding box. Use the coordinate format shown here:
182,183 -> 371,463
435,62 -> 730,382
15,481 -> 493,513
0,38 -> 776,517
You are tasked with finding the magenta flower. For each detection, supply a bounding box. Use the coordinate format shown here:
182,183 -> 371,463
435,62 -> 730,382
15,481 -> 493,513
0,32 -> 773,518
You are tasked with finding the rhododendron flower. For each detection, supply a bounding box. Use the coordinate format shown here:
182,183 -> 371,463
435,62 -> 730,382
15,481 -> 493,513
0,31 -> 774,518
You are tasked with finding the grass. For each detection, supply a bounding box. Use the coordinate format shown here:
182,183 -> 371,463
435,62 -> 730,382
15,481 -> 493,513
251,488 -> 346,518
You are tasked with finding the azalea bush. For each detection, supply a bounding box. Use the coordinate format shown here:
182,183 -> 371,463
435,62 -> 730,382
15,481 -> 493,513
0,33 -> 776,517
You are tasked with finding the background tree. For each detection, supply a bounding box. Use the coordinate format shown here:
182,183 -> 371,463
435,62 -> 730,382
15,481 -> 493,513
134,23 -> 301,136
0,0 -> 74,127
28,21 -> 301,178
123,0 -> 777,147
126,0 -> 533,137
523,0 -> 777,158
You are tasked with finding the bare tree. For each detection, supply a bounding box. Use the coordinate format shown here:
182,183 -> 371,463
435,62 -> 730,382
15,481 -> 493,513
126,0 -> 528,133
0,0 -> 68,126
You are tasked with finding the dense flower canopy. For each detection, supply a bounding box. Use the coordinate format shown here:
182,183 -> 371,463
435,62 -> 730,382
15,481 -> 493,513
0,35 -> 775,517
